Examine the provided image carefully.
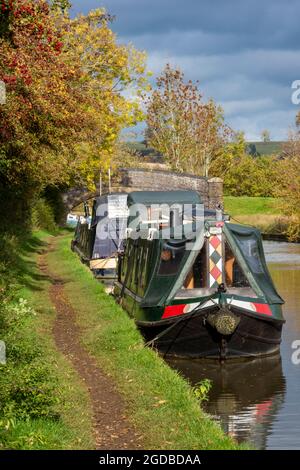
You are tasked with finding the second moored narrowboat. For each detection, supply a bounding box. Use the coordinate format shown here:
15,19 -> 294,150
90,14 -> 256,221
71,193 -> 128,279
114,191 -> 285,360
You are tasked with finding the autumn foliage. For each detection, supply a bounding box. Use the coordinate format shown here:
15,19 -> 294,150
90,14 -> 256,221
0,1 -> 147,222
145,64 -> 232,177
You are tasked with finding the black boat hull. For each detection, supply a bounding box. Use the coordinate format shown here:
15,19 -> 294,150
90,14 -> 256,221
137,309 -> 283,359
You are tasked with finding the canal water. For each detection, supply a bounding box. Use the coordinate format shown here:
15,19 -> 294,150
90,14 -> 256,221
168,242 -> 300,449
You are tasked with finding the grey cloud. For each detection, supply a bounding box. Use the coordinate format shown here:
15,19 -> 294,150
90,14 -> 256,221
71,0 -> 300,139
73,0 -> 300,50
146,49 -> 300,85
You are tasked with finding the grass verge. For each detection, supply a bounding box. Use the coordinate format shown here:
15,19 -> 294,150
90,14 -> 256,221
224,196 -> 287,234
0,231 -> 94,450
224,196 -> 281,216
46,232 -> 248,450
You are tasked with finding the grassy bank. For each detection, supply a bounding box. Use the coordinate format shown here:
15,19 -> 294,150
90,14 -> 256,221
0,231 -> 94,449
224,196 -> 287,234
45,232 -> 246,450
0,230 -> 247,449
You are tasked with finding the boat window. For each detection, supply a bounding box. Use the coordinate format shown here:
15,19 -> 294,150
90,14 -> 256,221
158,247 -> 185,276
122,242 -> 133,281
225,224 -> 284,304
233,237 -> 264,274
134,247 -> 142,287
146,206 -> 169,228
225,242 -> 250,288
184,242 -> 207,289
140,246 -> 149,290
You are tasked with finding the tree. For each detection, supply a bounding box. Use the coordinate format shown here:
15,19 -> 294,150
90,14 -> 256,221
0,0 -> 75,193
210,132 -> 246,184
246,143 -> 259,156
261,129 -> 271,143
50,0 -> 71,11
276,155 -> 300,240
0,0 -> 13,38
0,1 -> 147,223
144,64 -> 232,177
208,130 -> 283,197
221,154 -> 280,197
281,129 -> 300,158
59,8 -> 147,187
295,110 -> 300,128
277,129 -> 300,240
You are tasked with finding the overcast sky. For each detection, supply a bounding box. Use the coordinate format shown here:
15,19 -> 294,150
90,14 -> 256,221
71,0 -> 300,141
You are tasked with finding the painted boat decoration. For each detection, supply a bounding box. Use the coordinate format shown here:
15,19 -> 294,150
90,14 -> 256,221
114,191 -> 285,359
71,193 -> 128,279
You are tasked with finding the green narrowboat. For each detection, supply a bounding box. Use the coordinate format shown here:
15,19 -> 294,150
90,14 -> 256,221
71,193 -> 128,279
114,191 -> 285,359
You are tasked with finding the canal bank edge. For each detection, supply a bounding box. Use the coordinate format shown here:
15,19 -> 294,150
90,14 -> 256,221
45,231 -> 248,450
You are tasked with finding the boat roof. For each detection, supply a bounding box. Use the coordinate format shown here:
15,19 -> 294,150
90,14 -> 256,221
137,221 -> 284,308
94,192 -> 128,208
127,191 -> 202,206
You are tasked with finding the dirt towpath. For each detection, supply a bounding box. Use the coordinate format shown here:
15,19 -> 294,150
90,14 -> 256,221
38,240 -> 141,450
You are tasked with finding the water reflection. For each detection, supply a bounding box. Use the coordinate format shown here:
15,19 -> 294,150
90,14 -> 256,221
167,355 -> 285,449
267,242 -> 300,449
168,241 -> 300,449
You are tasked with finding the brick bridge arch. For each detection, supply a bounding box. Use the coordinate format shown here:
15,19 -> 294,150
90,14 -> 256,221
62,168 -> 223,211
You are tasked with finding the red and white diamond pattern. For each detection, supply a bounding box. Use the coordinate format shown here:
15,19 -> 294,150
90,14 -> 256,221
209,234 -> 223,288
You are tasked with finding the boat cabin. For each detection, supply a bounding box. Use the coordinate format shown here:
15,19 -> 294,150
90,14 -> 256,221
115,190 -> 284,359
72,193 -> 128,279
